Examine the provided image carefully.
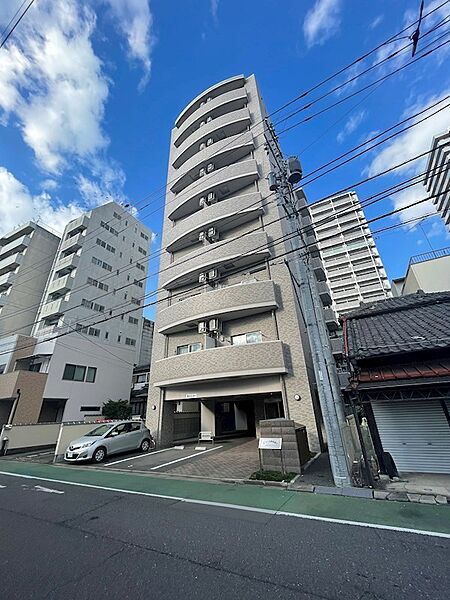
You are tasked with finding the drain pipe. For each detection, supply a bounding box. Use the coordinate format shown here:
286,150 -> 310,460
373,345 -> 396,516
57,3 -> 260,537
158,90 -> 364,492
7,388 -> 21,426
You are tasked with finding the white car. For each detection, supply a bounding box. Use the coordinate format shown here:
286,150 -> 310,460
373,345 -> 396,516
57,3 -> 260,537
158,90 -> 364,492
65,421 -> 154,463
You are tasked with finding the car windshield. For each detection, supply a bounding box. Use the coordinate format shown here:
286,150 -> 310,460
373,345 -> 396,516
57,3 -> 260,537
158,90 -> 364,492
85,424 -> 114,437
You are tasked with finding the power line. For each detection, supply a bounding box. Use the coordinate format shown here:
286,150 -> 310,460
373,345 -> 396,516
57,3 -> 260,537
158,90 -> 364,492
0,0 -> 35,49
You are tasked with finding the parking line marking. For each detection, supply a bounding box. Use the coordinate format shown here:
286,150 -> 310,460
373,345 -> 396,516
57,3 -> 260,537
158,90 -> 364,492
105,447 -> 174,466
150,445 -> 223,470
0,470 -> 449,540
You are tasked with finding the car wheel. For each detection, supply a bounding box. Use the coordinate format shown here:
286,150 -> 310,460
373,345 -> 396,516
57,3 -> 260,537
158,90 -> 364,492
140,439 -> 151,452
92,446 -> 106,463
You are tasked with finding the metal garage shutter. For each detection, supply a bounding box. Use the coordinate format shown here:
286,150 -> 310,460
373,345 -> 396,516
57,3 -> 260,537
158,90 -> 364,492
372,401 -> 450,474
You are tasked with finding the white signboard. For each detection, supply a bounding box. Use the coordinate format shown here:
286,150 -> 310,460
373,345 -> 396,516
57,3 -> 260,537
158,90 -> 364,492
258,437 -> 282,450
185,393 -> 198,399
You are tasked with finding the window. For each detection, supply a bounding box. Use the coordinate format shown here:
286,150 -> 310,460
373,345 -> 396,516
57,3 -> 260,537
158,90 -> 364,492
0,364 -> 6,374
100,221 -> 118,236
88,327 -> 100,337
133,279 -> 143,288
117,335 -> 122,343
136,263 -> 145,272
80,405 -> 100,412
86,367 -> 97,383
231,331 -> 263,346
129,316 -> 138,325
87,276 -> 108,291
105,331 -> 109,339
176,343 -> 202,355
131,297 -> 141,306
138,246 -> 147,256
96,238 -> 116,253
63,363 -> 86,382
81,299 -> 104,313
92,256 -> 112,272
113,211 -> 122,220
125,337 -> 136,346
140,232 -> 149,241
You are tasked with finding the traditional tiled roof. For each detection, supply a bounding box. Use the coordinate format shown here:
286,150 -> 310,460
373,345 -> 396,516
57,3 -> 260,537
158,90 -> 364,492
343,292 -> 450,360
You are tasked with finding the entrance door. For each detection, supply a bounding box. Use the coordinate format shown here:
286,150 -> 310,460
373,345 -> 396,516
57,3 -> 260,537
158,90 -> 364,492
372,400 -> 450,474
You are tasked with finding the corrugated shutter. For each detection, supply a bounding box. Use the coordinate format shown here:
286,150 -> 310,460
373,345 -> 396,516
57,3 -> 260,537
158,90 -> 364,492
372,401 -> 450,474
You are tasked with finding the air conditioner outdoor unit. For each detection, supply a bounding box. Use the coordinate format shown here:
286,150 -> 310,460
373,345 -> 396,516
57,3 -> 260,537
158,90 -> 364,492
207,227 -> 218,242
198,321 -> 208,334
199,272 -> 207,284
199,142 -> 206,151
208,318 -> 221,332
206,163 -> 215,173
207,269 -> 219,281
207,192 -> 217,204
198,231 -> 206,243
199,196 -> 209,209
206,137 -> 214,146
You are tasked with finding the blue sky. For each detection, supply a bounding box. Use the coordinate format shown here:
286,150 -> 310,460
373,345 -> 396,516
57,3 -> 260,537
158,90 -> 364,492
0,0 -> 449,319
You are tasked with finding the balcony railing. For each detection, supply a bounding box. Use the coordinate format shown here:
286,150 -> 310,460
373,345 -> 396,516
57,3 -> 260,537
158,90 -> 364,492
55,253 -> 79,275
160,231 -> 270,290
60,231 -> 84,253
0,271 -> 16,292
170,131 -> 255,195
165,191 -> 263,252
40,297 -> 68,318
409,246 -> 450,265
0,234 -> 31,260
152,340 -> 287,387
65,214 -> 89,235
158,279 -> 278,334
0,253 -> 23,276
168,159 -> 259,221
47,274 -> 75,295
172,107 -> 251,169
174,76 -> 246,135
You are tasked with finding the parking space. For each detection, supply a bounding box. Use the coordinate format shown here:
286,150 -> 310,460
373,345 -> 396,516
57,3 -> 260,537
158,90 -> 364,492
0,437 -> 260,480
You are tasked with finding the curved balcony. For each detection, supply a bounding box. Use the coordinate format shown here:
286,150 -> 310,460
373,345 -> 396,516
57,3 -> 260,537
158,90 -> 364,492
168,159 -> 259,222
175,75 -> 245,129
161,231 -> 270,290
174,86 -> 248,148
158,280 -> 278,334
172,108 -> 251,169
165,192 -> 263,253
152,340 -> 287,387
170,131 -> 255,195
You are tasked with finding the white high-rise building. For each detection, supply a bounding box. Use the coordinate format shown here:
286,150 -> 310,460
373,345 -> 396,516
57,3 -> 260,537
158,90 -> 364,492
0,202 -> 152,423
309,192 -> 392,316
0,223 -> 60,338
424,129 -> 450,231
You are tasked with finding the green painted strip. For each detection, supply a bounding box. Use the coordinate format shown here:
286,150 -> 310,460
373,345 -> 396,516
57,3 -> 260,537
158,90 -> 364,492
1,460 -> 449,535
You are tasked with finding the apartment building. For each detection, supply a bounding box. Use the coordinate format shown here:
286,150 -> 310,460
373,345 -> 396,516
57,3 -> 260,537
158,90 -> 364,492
130,318 -> 155,418
424,129 -> 450,231
0,202 -> 151,424
392,247 -> 450,296
137,317 -> 154,367
309,192 -> 392,317
0,222 -> 60,338
147,74 -> 326,452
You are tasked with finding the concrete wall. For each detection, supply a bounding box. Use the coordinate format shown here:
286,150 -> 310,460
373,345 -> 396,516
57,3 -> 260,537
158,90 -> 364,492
0,422 -> 60,453
0,370 -> 47,425
403,256 -> 450,294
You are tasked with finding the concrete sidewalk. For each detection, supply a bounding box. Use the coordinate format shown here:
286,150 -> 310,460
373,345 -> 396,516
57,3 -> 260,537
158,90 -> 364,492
1,459 -> 449,537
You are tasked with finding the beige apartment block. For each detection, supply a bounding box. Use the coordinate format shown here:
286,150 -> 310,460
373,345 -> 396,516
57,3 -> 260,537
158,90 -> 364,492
147,75 -> 326,452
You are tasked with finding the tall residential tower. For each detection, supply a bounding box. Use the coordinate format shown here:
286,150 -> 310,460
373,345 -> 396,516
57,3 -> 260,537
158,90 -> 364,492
424,129 -> 450,231
309,192 -> 392,317
147,75 -> 326,452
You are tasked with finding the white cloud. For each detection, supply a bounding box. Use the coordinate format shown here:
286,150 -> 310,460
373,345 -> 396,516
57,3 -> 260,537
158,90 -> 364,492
76,161 -> 127,208
370,15 -> 384,29
40,179 -> 58,191
0,1 -> 109,174
103,0 -> 154,89
336,110 -> 367,143
210,0 -> 220,25
367,89 -> 450,224
303,0 -> 341,48
0,167 -> 85,236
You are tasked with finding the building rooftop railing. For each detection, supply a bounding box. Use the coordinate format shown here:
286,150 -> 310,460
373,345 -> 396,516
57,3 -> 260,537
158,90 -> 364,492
409,246 -> 450,265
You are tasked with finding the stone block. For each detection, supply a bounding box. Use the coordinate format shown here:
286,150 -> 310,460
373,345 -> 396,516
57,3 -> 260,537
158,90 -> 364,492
435,495 -> 448,505
373,490 -> 389,500
387,492 -> 409,502
419,495 -> 437,505
341,487 -> 373,499
406,493 -> 421,503
315,485 -> 342,496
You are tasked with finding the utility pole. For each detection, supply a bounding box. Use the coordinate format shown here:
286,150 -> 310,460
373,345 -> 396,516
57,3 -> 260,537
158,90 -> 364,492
266,126 -> 352,487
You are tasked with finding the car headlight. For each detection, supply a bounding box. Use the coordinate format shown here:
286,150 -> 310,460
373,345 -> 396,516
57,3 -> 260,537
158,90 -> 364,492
80,442 -> 94,449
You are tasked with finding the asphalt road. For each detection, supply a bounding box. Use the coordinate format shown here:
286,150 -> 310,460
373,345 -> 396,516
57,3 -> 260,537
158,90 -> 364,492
1,473 -> 449,600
